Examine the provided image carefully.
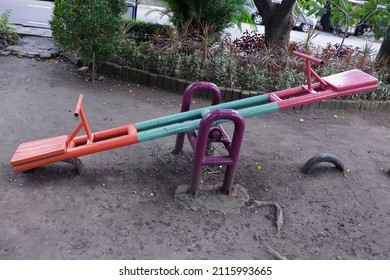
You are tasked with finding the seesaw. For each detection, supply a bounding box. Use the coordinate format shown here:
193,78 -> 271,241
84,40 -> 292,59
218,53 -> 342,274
10,52 -> 378,194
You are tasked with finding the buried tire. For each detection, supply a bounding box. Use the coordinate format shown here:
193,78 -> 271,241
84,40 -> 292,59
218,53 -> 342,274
301,153 -> 345,174
62,157 -> 85,175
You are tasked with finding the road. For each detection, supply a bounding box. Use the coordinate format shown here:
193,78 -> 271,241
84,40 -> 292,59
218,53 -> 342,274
1,0 -> 382,53
226,23 -> 382,53
0,0 -> 168,27
1,0 -> 53,27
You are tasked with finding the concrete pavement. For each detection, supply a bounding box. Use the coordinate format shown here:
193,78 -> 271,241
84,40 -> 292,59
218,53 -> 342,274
1,23 -> 58,59
11,23 -> 52,38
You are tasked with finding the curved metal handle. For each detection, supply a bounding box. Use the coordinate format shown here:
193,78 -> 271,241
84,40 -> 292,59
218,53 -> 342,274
292,51 -> 324,65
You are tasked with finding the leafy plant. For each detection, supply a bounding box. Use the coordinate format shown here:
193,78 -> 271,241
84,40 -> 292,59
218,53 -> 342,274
111,28 -> 387,100
299,0 -> 360,53
301,0 -> 389,78
302,26 -> 319,52
123,19 -> 168,41
231,30 -> 266,56
361,0 -> 389,41
275,68 -> 306,91
154,0 -> 253,40
50,0 -> 127,80
360,0 -> 389,74
0,10 -> 19,41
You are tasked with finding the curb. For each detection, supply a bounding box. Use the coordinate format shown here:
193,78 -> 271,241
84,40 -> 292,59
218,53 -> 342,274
98,62 -> 390,111
1,46 -> 57,59
10,23 -> 52,38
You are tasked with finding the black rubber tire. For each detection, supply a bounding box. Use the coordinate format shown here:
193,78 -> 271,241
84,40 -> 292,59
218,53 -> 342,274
333,27 -> 342,36
301,153 -> 345,174
252,13 -> 263,25
62,158 -> 85,175
300,23 -> 311,33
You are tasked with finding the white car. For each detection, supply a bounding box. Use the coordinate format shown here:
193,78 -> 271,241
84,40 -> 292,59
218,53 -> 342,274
250,1 -> 317,32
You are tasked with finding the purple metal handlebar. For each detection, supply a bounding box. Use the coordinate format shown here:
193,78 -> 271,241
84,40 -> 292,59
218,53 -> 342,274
173,82 -> 222,154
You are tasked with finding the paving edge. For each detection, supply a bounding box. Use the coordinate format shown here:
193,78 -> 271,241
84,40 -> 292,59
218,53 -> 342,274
98,62 -> 390,111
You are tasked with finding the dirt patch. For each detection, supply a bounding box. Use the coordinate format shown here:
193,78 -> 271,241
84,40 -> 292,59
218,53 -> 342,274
0,56 -> 390,260
174,184 -> 250,215
0,33 -> 18,54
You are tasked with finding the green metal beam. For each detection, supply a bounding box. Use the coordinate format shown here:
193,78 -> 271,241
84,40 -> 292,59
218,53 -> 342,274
137,100 -> 279,143
135,94 -> 270,132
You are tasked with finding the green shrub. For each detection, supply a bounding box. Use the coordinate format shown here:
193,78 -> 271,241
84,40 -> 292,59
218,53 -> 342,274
123,19 -> 169,41
275,69 -> 307,91
111,30 -> 387,101
211,54 -> 238,88
157,0 -> 252,41
348,80 -> 390,101
0,10 -> 19,40
50,0 -> 127,79
237,64 -> 268,90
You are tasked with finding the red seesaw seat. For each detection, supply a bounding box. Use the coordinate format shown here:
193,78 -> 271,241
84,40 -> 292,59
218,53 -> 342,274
11,135 -> 68,166
323,69 -> 378,91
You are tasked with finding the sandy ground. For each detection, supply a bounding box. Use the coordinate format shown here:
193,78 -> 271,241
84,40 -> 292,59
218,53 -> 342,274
0,56 -> 389,260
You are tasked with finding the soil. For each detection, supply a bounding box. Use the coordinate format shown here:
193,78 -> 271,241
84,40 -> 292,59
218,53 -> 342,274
0,35 -> 17,51
0,55 -> 390,260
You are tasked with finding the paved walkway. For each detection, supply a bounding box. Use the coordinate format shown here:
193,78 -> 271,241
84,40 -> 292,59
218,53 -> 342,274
11,23 -> 52,38
1,24 -> 58,58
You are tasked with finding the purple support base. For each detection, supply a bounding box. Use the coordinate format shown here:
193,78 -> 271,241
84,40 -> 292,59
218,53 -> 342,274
188,109 -> 245,196
173,82 -> 245,196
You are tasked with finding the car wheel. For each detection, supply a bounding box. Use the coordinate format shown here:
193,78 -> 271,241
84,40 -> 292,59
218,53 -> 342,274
333,26 -> 342,36
252,13 -> 263,25
300,23 -> 311,33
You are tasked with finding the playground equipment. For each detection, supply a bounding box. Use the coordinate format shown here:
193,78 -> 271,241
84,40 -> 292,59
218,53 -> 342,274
10,52 -> 378,194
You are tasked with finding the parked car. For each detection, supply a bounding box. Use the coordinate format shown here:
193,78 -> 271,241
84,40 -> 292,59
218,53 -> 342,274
249,1 -> 317,32
319,0 -> 373,36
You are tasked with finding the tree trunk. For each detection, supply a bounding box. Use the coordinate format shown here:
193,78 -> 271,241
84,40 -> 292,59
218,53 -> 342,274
92,51 -> 96,81
375,37 -> 390,69
264,10 -> 294,49
253,0 -> 296,49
